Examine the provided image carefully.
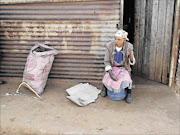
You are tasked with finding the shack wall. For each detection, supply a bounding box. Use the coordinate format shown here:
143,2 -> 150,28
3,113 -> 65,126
133,0 -> 175,84
0,0 -> 122,83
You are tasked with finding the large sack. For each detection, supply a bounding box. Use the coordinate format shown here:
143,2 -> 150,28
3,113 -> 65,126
23,43 -> 58,94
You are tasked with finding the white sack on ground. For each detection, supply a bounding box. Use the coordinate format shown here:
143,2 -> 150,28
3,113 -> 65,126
23,43 -> 58,94
66,83 -> 101,106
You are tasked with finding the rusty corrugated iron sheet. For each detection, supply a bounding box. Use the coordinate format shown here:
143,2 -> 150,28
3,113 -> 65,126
0,0 -> 121,82
0,0 -> 110,4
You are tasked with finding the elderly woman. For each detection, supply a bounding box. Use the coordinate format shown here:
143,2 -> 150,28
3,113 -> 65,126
101,29 -> 135,103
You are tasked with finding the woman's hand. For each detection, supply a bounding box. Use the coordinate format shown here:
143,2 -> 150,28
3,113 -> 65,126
109,70 -> 118,81
128,48 -> 133,61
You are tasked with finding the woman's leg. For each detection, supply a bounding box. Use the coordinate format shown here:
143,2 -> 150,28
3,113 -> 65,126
125,88 -> 132,103
101,85 -> 107,97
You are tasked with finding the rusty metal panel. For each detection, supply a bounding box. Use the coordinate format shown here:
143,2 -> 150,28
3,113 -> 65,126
0,0 -> 119,4
0,0 -> 121,83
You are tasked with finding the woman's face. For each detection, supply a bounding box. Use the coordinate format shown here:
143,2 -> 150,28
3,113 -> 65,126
115,36 -> 126,47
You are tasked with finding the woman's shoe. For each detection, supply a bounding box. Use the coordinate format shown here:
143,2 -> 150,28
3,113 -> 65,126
125,92 -> 133,103
101,85 -> 107,97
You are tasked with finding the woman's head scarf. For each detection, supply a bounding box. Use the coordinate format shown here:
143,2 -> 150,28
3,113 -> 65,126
115,29 -> 129,41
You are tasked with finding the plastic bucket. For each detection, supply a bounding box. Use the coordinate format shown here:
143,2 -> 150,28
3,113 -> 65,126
107,89 -> 126,101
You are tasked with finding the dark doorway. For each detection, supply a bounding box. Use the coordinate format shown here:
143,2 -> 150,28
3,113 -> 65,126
123,0 -> 135,43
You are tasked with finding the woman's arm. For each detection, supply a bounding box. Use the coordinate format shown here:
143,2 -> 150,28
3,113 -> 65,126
104,43 -> 112,71
127,43 -> 136,65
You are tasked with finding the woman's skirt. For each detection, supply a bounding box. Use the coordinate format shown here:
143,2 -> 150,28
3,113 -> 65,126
102,66 -> 132,93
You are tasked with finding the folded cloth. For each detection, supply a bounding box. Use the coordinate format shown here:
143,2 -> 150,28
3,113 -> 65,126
66,83 -> 101,106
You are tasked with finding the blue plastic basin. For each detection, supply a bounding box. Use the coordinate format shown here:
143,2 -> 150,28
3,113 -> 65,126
107,89 -> 126,101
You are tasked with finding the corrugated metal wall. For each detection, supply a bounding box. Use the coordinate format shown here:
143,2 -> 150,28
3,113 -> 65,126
133,0 -> 175,84
0,0 -> 121,83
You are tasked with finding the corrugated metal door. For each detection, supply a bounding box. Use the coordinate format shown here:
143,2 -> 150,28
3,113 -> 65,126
0,0 -> 121,83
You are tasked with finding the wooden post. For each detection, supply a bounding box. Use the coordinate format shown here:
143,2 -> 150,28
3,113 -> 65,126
149,0 -> 159,80
138,0 -> 146,76
120,0 -> 124,28
133,0 -> 140,75
169,0 -> 180,87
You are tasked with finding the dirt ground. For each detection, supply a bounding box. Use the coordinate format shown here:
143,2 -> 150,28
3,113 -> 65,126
0,76 -> 180,135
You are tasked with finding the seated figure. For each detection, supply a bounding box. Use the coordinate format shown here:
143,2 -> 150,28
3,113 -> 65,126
101,29 -> 136,104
